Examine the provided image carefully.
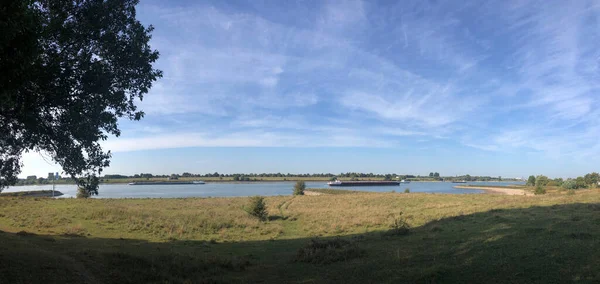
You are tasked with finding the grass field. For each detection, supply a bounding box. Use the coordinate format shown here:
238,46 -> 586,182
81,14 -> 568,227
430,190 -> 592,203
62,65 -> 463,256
1,187 -> 600,283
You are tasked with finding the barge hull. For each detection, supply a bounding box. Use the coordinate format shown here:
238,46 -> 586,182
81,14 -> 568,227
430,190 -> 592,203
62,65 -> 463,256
329,181 -> 400,186
129,182 -> 197,185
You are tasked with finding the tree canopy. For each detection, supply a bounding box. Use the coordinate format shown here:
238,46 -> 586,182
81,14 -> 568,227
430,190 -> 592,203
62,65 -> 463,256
0,0 -> 161,193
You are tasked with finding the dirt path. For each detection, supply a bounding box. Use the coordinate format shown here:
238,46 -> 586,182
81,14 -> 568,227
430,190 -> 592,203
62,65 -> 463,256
454,186 -> 533,196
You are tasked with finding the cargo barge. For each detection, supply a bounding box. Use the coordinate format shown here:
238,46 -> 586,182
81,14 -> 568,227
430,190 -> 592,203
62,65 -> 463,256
328,180 -> 400,186
128,181 -> 205,185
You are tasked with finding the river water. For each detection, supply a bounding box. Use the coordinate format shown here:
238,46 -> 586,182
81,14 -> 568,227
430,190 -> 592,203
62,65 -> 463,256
3,181 -> 525,198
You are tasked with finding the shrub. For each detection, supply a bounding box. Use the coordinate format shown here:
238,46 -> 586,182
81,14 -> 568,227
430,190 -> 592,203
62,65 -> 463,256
534,184 -> 546,195
535,175 -> 549,187
294,238 -> 365,264
563,179 -> 586,190
404,188 -> 410,193
245,196 -> 268,221
562,180 -> 577,190
293,181 -> 305,196
385,212 -> 410,236
76,187 -> 90,199
575,177 -> 587,189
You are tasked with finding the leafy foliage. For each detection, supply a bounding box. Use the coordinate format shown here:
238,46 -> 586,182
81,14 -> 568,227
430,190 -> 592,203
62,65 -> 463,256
535,175 -> 549,187
584,172 -> 599,187
244,196 -> 268,221
534,184 -> 546,195
293,181 -> 305,195
527,175 -> 536,186
562,180 -> 577,190
0,0 -> 162,193
575,177 -> 587,189
562,179 -> 587,190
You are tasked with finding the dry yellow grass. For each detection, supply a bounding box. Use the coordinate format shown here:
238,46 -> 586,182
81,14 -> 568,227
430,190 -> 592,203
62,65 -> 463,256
1,189 -> 598,242
2,188 -> 600,283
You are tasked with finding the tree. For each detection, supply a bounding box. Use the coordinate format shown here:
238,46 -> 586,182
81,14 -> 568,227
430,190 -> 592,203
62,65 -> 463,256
575,177 -> 587,189
527,175 -> 536,186
294,181 -> 306,195
553,178 -> 564,186
429,172 -> 434,177
245,196 -> 268,221
0,0 -> 161,194
434,172 -> 440,178
562,180 -> 578,190
535,175 -> 549,187
584,172 -> 600,187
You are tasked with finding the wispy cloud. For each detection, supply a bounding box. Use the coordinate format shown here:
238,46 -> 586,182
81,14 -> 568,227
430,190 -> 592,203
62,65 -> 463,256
123,0 -> 600,159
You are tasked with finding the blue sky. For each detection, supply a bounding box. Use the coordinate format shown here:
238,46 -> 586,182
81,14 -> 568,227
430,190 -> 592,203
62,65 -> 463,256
20,0 -> 600,178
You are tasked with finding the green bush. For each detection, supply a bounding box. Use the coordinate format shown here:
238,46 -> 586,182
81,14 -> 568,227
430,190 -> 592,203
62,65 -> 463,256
245,196 -> 268,221
293,181 -> 305,196
562,179 -> 586,190
535,175 -> 549,187
76,187 -> 90,199
562,180 -> 577,190
534,184 -> 546,195
575,177 -> 587,189
385,213 -> 410,236
404,188 -> 410,193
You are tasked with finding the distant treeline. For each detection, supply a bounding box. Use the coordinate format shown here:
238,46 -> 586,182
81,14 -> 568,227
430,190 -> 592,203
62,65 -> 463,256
15,172 -> 521,186
525,173 -> 600,190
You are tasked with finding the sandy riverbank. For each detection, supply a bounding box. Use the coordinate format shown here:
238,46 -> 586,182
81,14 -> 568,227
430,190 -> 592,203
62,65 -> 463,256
454,186 -> 533,196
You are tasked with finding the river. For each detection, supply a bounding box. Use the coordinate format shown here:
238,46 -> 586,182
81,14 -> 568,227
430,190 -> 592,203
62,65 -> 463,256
3,181 -> 525,198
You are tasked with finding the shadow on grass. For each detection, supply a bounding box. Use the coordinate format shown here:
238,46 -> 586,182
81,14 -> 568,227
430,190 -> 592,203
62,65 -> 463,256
2,203 -> 600,283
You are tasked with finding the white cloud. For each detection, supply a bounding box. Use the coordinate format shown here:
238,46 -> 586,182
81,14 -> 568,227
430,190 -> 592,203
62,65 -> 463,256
102,130 -> 394,152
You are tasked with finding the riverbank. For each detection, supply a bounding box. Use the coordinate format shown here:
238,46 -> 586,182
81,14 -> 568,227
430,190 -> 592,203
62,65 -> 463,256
454,185 -> 533,196
0,189 -> 598,282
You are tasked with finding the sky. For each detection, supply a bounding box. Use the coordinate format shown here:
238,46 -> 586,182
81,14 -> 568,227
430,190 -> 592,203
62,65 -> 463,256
20,0 -> 600,179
